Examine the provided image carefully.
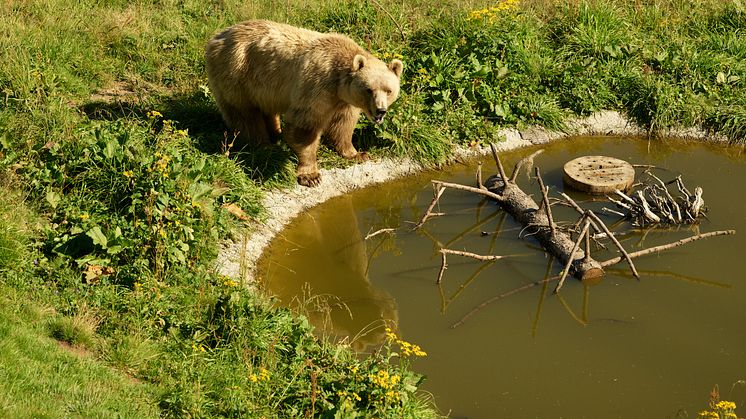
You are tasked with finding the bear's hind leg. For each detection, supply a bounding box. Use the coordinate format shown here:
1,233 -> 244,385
263,113 -> 282,143
286,124 -> 322,187
325,107 -> 368,162
218,101 -> 272,146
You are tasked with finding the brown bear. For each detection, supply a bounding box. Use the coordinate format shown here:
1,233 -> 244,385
205,20 -> 403,187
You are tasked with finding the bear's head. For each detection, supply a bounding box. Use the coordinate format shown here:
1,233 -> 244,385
344,54 -> 403,124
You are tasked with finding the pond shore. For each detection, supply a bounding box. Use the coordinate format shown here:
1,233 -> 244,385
217,110 -> 726,282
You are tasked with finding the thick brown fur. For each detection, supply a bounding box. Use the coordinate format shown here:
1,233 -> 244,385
205,20 -> 403,187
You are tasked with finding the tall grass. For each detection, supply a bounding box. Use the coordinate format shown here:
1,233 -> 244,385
1,0 -> 745,416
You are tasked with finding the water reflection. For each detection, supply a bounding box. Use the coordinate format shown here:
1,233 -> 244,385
261,195 -> 397,350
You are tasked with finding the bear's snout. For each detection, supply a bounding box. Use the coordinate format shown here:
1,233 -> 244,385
373,108 -> 387,124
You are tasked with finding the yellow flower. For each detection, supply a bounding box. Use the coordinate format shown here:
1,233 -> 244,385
123,170 -> 134,178
716,401 -> 737,411
258,367 -> 270,381
147,110 -> 163,119
385,390 -> 400,401
249,373 -> 258,382
80,213 -> 89,220
384,327 -> 398,342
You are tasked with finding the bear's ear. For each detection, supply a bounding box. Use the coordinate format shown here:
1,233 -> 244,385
352,54 -> 367,72
389,59 -> 403,78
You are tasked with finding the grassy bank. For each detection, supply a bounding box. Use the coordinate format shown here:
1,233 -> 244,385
1,0 -> 745,416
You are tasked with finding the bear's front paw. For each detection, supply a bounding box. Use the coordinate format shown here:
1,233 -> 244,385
297,172 -> 322,187
354,152 -> 370,162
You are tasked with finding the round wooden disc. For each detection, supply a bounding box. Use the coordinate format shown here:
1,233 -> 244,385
563,156 -> 635,195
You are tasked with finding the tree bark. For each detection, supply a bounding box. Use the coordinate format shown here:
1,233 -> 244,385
485,175 -> 605,280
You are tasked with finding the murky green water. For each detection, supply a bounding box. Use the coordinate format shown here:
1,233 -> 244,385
258,136 -> 746,418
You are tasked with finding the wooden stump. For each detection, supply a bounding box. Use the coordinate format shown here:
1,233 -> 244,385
563,156 -> 635,195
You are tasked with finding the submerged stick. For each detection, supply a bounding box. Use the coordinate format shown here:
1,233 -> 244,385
490,142 -> 509,184
559,192 -> 603,234
476,162 -> 485,190
432,180 -> 505,202
436,252 -> 447,284
414,183 -> 445,229
586,210 -> 640,279
365,228 -> 396,240
555,218 -> 590,293
600,230 -> 736,267
440,248 -> 506,261
535,167 -> 556,235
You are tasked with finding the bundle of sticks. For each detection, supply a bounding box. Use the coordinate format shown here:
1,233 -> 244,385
605,172 -> 706,226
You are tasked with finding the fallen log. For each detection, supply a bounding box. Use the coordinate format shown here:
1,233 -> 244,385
417,144 -> 735,288
483,169 -> 605,281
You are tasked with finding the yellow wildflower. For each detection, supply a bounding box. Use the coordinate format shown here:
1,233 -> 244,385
384,327 -> 398,342
249,373 -> 258,382
258,367 -> 270,381
385,390 -> 400,401
716,401 -> 737,411
123,170 -> 134,178
80,213 -> 89,221
147,110 -> 163,119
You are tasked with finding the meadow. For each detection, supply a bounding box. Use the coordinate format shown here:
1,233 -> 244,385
1,0 -> 744,416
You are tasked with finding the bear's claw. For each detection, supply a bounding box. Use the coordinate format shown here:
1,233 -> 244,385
298,172 -> 322,187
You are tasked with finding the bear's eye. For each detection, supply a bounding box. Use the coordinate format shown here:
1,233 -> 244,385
366,88 -> 373,94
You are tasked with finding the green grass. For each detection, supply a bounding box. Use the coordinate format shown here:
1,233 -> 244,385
0,286 -> 159,418
1,0 -> 746,416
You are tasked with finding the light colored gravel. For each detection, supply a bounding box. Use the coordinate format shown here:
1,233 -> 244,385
215,110 -> 722,282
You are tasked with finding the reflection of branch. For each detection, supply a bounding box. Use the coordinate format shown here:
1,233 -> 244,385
440,261 -> 497,311
556,292 -> 587,326
454,229 -> 736,328
443,210 -> 499,248
531,256 -> 554,338
451,274 -> 561,329
603,267 -> 732,289
600,230 -> 736,267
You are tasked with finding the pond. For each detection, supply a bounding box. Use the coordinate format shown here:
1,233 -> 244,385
258,136 -> 746,418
